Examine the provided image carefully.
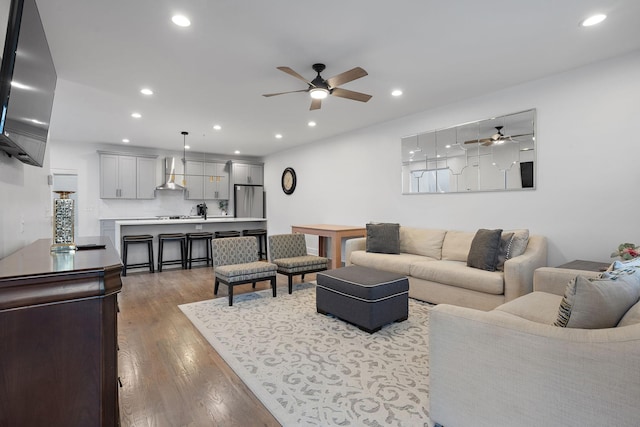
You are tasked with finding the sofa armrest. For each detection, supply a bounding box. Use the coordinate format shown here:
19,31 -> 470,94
503,235 -> 547,302
429,304 -> 640,427
344,237 -> 366,266
533,267 -> 601,296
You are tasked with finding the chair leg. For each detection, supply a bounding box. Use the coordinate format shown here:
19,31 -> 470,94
301,273 -> 305,282
122,241 -> 128,277
188,240 -> 193,269
158,239 -> 164,272
252,282 -> 256,288
214,278 -> 219,295
180,239 -> 186,269
228,284 -> 234,306
288,275 -> 293,294
271,277 -> 277,298
147,240 -> 155,273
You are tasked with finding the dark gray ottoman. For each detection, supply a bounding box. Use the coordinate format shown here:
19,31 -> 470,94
316,265 -> 409,333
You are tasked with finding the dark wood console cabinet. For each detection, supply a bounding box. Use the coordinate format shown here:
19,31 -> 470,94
0,237 -> 122,426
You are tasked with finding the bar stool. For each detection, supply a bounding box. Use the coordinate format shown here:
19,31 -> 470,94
214,230 -> 241,239
157,233 -> 187,272
122,234 -> 154,276
186,232 -> 214,269
242,229 -> 268,260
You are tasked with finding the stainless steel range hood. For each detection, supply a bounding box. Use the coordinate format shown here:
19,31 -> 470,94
155,157 -> 185,191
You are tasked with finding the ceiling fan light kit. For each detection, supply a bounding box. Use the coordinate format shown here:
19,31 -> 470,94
263,63 -> 372,110
310,88 -> 329,99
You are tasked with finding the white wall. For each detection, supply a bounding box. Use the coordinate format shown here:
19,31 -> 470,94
264,50 -> 640,266
0,150 -> 52,259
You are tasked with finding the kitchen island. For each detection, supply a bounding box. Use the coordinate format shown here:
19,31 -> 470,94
113,217 -> 267,269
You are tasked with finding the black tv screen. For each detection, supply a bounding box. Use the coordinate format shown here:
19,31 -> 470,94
0,0 -> 56,167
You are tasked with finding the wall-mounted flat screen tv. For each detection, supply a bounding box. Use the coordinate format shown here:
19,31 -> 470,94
0,0 -> 56,167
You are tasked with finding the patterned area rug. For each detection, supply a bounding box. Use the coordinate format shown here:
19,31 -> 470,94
179,283 -> 433,427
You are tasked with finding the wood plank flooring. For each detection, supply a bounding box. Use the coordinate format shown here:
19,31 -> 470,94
118,265 -> 316,426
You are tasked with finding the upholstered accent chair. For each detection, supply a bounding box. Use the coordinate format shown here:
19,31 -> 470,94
212,236 -> 277,306
268,233 -> 329,294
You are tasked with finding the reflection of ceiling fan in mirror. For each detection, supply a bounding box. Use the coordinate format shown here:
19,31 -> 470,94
262,63 -> 372,110
464,126 -> 532,146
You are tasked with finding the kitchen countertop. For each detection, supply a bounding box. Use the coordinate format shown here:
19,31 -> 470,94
115,217 -> 265,225
100,215 -> 231,221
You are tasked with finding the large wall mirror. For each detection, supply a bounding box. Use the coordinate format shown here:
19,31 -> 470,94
401,109 -> 536,194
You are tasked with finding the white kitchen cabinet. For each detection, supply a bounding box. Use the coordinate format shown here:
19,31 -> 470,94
184,160 -> 204,200
185,160 -> 229,200
232,162 -> 263,185
99,152 -> 157,199
136,157 -> 157,199
204,162 -> 229,200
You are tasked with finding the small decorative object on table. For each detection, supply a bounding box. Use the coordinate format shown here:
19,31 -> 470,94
611,243 -> 639,260
51,191 -> 76,252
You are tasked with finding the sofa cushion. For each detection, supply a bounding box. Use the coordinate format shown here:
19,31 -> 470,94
441,230 -> 475,261
618,301 -> 640,326
554,272 -> 640,328
467,229 -> 503,272
495,291 -> 563,324
399,227 -> 446,259
410,260 -> 505,295
366,222 -> 400,254
350,251 -> 433,276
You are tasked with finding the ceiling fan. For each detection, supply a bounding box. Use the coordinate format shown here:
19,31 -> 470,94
464,126 -> 532,146
262,63 -> 372,110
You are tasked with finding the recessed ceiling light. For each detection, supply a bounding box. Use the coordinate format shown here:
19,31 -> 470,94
213,124 -> 222,130
131,112 -> 142,119
275,134 -> 283,139
308,121 -> 316,127
391,89 -> 403,97
140,88 -> 153,95
122,138 -> 130,143
172,15 -> 191,27
581,14 -> 607,27
234,150 -> 240,154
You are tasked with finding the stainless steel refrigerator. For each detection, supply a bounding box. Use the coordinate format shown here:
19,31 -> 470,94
234,185 -> 264,218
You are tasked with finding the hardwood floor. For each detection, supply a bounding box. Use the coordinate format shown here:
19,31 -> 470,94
117,266 -> 315,426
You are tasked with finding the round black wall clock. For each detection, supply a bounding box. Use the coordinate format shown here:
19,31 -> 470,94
281,167 -> 297,195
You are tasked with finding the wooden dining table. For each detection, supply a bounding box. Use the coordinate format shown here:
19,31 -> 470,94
291,224 -> 366,269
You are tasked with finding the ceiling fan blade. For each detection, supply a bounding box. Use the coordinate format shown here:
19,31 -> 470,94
506,133 -> 534,139
277,66 -> 315,87
331,87 -> 372,103
262,89 -> 309,97
464,138 -> 492,145
326,67 -> 368,88
310,98 -> 322,110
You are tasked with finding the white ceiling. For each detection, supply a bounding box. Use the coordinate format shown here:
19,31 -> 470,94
37,0 -> 640,156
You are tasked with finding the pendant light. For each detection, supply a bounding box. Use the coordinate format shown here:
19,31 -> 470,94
181,131 -> 188,186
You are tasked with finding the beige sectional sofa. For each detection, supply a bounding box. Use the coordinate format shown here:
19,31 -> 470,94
429,266 -> 640,427
345,227 -> 547,310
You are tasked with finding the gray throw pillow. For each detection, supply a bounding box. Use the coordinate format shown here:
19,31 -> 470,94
366,223 -> 400,254
467,229 -> 503,271
555,271 -> 640,329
